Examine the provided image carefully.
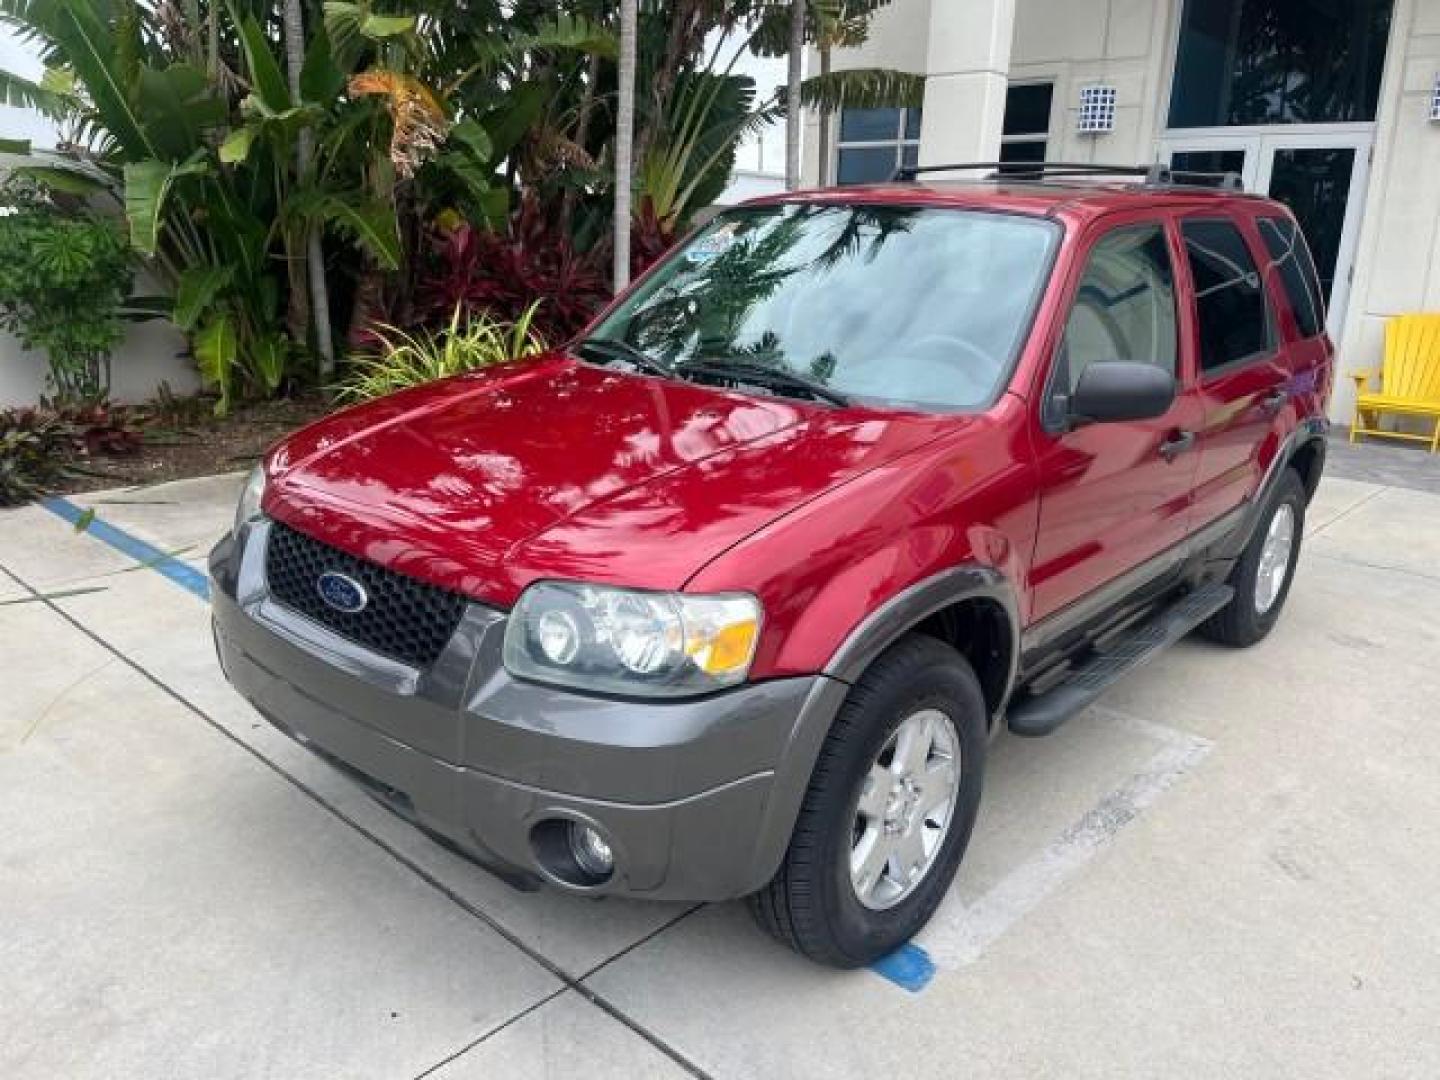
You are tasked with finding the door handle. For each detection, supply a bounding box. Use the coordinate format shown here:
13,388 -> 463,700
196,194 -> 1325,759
1159,430 -> 1196,462
1260,389 -> 1289,415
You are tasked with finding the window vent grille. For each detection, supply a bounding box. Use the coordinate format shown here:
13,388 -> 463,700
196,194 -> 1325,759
1077,85 -> 1117,134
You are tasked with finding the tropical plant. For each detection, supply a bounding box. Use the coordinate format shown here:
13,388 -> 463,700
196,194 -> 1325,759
614,0 -> 637,291
0,0 -> 794,407
282,0 -> 335,374
754,0 -> 923,185
421,197 -> 610,342
635,57 -> 773,235
785,0 -> 803,189
0,408 -> 69,506
0,400 -> 139,505
0,177 -> 133,401
335,302 -> 545,401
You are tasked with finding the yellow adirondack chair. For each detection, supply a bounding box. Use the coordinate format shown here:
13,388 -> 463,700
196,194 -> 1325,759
1349,314 -> 1440,452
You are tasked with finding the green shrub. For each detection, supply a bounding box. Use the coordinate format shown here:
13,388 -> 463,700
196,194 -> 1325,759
0,409 -> 70,506
0,403 -> 143,507
336,304 -> 546,402
0,180 -> 134,402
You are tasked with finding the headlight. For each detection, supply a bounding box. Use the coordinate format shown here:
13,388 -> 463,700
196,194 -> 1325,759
503,582 -> 762,697
234,465 -> 267,534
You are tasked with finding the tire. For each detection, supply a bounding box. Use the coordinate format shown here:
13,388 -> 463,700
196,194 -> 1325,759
1199,467 -> 1307,648
749,634 -> 987,968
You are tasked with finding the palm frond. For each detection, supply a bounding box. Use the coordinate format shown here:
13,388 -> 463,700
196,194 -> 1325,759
0,65 -> 73,116
796,67 -> 924,112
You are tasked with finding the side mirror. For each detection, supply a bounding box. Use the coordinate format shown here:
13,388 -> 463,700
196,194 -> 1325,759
1068,362 -> 1177,425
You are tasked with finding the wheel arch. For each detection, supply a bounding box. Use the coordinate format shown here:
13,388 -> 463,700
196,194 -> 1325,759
1287,429 -> 1327,504
823,565 -> 1021,724
742,565 -> 1019,896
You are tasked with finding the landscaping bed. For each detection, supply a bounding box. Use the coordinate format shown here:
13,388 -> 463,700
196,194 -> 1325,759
59,395 -> 335,494
1,394 -> 335,507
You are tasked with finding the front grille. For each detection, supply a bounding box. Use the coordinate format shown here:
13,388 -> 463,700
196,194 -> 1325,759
264,522 -> 468,668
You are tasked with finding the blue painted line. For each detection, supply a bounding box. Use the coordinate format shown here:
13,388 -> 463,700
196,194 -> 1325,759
870,941 -> 936,992
41,497 -> 211,601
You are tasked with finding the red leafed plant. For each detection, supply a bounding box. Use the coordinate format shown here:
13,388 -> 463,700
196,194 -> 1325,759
57,402 -> 144,457
421,195 -> 611,343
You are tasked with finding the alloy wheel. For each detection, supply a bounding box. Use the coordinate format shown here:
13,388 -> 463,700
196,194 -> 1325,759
849,707 -> 962,910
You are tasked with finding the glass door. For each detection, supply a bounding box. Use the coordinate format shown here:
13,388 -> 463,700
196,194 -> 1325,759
1161,133 -> 1258,189
1253,132 -> 1371,334
1157,129 -> 1372,335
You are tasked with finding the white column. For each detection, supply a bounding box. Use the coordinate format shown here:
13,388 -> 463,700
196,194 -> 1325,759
917,0 -> 1016,166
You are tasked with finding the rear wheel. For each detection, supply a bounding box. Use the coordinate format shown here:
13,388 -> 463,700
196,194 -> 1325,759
1199,468 -> 1307,647
749,634 -> 987,967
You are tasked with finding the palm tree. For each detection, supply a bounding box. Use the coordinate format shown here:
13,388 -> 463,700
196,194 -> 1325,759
757,2 -> 921,187
785,0 -> 804,189
614,0 -> 637,292
281,0 -> 335,376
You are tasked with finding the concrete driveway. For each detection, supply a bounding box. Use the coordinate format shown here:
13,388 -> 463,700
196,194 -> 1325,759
2,445 -> 1438,1079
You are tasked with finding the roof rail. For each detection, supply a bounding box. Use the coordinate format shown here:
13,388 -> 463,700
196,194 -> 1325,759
890,160 -> 1245,192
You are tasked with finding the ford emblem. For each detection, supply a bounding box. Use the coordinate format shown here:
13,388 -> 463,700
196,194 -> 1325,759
316,571 -> 368,614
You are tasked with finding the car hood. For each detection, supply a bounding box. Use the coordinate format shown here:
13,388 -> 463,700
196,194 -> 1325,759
264,356 -> 955,605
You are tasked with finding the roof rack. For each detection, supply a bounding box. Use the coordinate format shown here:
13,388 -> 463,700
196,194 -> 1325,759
890,160 -> 1245,192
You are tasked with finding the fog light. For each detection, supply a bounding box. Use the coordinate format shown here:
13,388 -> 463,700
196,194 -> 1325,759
569,823 -> 614,878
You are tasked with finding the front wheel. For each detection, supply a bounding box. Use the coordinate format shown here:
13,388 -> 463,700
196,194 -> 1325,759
749,635 -> 987,968
1199,467 -> 1307,647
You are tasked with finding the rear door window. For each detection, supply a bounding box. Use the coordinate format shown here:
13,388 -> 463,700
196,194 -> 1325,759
1257,217 -> 1325,339
1181,220 -> 1276,373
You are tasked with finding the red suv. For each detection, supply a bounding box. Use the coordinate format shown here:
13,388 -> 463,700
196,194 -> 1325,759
211,165 -> 1332,968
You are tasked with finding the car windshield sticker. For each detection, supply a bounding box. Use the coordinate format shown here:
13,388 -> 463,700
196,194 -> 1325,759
686,222 -> 741,264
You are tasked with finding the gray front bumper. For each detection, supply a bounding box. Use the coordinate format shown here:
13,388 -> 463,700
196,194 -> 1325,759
209,522 -> 848,901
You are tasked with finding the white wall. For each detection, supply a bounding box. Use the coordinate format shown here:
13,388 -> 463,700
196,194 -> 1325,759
0,320 -> 197,409
1009,0 -> 1176,167
1334,0 -> 1440,423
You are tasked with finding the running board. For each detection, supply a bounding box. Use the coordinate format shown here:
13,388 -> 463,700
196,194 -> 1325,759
1006,582 -> 1234,738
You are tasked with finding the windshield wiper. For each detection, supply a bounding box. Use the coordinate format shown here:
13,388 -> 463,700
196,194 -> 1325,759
680,357 -> 851,408
574,338 -> 673,378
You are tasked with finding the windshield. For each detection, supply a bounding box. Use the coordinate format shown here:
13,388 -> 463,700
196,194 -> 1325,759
586,203 -> 1059,412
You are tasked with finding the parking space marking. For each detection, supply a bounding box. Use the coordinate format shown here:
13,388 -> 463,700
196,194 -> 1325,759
0,559 -> 716,1080
40,497 -> 210,600
34,496 -> 1212,1010
911,708 -> 1213,976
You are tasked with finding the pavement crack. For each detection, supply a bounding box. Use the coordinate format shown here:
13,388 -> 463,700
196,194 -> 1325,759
1309,548 -> 1440,587
1307,485 -> 1388,537
18,656 -> 120,746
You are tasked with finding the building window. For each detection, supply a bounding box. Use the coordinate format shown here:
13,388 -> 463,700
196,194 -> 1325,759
835,107 -> 922,184
1169,0 -> 1395,129
1000,83 -> 1053,171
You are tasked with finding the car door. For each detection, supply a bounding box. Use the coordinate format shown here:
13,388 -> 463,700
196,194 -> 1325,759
1177,216 -> 1291,531
1028,216 -> 1204,624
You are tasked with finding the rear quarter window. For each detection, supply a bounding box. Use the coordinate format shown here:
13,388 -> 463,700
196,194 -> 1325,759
1181,219 -> 1276,373
1258,217 -> 1325,339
